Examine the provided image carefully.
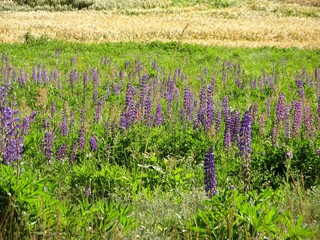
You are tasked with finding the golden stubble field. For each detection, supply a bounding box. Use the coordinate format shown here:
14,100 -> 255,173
0,4 -> 319,48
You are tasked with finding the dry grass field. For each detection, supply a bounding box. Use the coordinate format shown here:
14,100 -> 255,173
0,0 -> 319,48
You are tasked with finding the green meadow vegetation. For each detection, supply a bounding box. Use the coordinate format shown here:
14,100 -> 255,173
0,40 -> 319,239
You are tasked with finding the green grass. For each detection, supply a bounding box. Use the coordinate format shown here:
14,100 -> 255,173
0,40 -> 319,239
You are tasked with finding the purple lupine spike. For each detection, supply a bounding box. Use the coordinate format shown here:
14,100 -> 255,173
238,110 -> 252,191
42,69 -> 48,84
276,93 -> 285,124
70,143 -> 77,163
93,88 -> 98,104
204,147 -> 217,198
284,105 -> 291,139
207,96 -> 214,129
70,70 -> 76,94
1,106 -> 24,165
238,111 -> 252,158
95,100 -> 103,123
42,131 -> 53,161
78,125 -> 85,150
224,114 -> 232,148
231,111 -> 240,143
296,77 -> 305,99
22,116 -> 30,135
223,96 -> 229,119
120,113 -> 127,130
154,103 -> 163,126
60,105 -> 68,136
56,143 -> 67,160
53,68 -> 59,82
18,69 -> 24,87
259,114 -> 265,135
292,101 -> 302,138
80,108 -> 86,125
318,94 -> 320,117
105,120 -> 111,137
303,106 -> 313,138
181,86 -> 194,122
144,88 -> 153,126
43,118 -> 50,129
193,118 -> 200,130
89,135 -> 98,151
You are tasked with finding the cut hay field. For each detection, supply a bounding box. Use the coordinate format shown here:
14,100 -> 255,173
0,1 -> 319,48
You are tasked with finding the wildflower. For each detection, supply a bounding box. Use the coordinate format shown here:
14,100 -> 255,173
204,147 -> 217,198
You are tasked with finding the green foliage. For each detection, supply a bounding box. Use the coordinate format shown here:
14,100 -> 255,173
0,41 -> 319,238
190,188 -> 314,239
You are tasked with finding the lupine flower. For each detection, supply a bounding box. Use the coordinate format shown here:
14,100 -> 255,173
238,111 -> 252,158
84,186 -> 91,197
95,100 -> 103,123
42,131 -> 53,161
284,105 -> 291,139
292,101 -> 302,137
303,106 -> 313,138
181,86 -> 194,122
316,149 -> 320,156
259,114 -> 265,135
57,143 -> 67,160
70,70 -> 76,94
105,120 -> 111,137
231,111 -> 240,143
224,114 -> 231,148
70,143 -> 77,163
276,93 -> 285,124
238,110 -> 252,191
207,97 -> 214,129
89,135 -> 98,151
204,147 -> 217,198
154,103 -> 163,126
22,116 -> 30,135
285,151 -> 293,159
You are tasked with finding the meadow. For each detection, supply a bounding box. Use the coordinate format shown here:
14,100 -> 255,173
0,0 -> 320,239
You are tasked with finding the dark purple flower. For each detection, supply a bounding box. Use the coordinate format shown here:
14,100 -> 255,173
95,100 -> 103,123
284,105 -> 291,139
84,186 -> 91,197
224,115 -> 231,148
42,131 -> 53,161
204,147 -> 217,198
238,110 -> 252,158
57,143 -> 67,160
292,101 -> 302,138
154,103 -> 163,126
276,93 -> 285,124
70,143 -> 77,163
89,135 -> 98,151
285,151 -> 293,159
